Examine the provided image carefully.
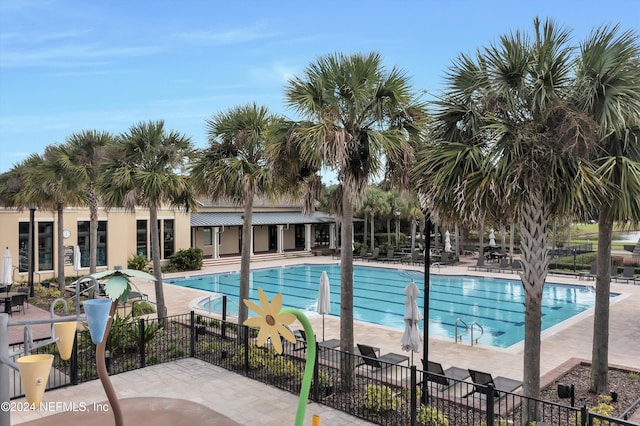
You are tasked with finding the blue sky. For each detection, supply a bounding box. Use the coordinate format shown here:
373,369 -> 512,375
1,0 -> 639,177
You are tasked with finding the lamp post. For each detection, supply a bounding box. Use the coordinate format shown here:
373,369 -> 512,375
28,206 -> 36,298
395,210 -> 401,250
421,212 -> 432,404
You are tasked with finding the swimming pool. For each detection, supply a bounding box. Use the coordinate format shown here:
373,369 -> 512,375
166,264 -> 609,348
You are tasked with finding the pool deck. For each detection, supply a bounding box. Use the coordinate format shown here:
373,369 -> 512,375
11,253 -> 640,425
154,254 -> 640,379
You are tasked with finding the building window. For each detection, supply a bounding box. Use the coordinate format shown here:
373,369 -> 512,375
77,221 -> 108,267
137,220 -> 147,257
163,219 -> 174,259
203,228 -> 212,246
38,222 -> 54,271
18,222 -> 29,272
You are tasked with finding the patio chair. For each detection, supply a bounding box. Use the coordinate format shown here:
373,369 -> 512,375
10,293 -> 26,315
379,249 -> 403,263
468,257 -> 485,272
17,287 -> 28,309
615,266 -> 638,284
485,257 -> 509,273
422,360 -> 470,390
502,259 -> 522,274
292,329 -> 311,352
353,247 -> 367,261
364,248 -> 380,262
356,343 -> 409,370
463,369 -> 522,398
401,250 -> 423,265
580,263 -> 597,280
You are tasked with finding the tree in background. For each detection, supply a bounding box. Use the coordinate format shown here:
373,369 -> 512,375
59,130 -> 114,274
191,104 -> 281,326
101,120 -> 195,322
280,52 -> 426,388
573,25 -> 640,393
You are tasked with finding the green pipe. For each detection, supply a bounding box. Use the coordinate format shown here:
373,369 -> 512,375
281,307 -> 317,426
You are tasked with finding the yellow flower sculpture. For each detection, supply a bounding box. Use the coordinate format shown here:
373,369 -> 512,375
243,288 -> 297,354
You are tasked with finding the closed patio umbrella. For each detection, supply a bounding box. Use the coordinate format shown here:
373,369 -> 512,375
73,245 -> 82,279
489,228 -> 496,247
444,230 -> 452,252
1,247 -> 12,288
401,280 -> 422,364
317,270 -> 331,341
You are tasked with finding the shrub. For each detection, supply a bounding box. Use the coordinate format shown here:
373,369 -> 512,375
131,301 -> 156,317
165,248 -> 203,272
576,395 -> 615,426
128,253 -> 151,272
363,384 -> 400,413
94,310 -> 160,356
417,405 -> 449,426
265,354 -> 300,378
232,344 -> 266,369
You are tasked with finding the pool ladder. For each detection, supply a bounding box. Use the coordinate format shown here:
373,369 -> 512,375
455,318 -> 484,346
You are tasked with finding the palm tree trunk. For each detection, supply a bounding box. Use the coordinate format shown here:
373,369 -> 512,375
238,196 -> 254,326
519,191 -> 549,422
339,192 -> 354,389
590,211 -> 612,393
88,186 -> 98,274
57,203 -> 65,292
150,207 -> 167,322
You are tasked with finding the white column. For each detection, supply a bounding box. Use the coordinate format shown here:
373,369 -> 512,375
329,224 -> 336,249
305,223 -> 312,252
277,225 -> 284,253
213,227 -> 220,259
250,226 -> 255,256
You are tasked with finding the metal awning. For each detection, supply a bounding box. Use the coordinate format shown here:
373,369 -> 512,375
190,211 -> 335,227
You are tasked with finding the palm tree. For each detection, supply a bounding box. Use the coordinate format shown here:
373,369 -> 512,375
364,186 -> 390,250
101,120 -> 195,321
414,18 -> 603,419
573,25 -> 640,393
190,104 -> 279,326
280,52 -> 426,387
39,144 -> 85,291
59,130 -> 115,274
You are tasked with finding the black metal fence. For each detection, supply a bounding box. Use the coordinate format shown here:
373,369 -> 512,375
8,312 -> 638,426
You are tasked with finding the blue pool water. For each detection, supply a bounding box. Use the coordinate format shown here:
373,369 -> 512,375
166,264 -> 610,348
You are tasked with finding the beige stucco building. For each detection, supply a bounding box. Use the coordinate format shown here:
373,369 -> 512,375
0,200 -> 336,284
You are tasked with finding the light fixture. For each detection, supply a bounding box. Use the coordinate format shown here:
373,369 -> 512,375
557,383 -> 575,407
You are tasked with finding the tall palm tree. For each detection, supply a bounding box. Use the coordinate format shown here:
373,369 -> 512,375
414,19 -> 603,419
59,130 -> 115,274
280,52 -> 426,387
190,104 -> 279,326
39,144 -> 84,291
573,25 -> 640,393
101,120 -> 196,321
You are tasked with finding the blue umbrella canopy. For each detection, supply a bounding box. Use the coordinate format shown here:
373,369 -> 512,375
89,268 -> 156,301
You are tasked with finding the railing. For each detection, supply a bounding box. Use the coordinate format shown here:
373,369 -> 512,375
470,321 -> 483,346
455,318 -> 468,343
8,312 -> 639,426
